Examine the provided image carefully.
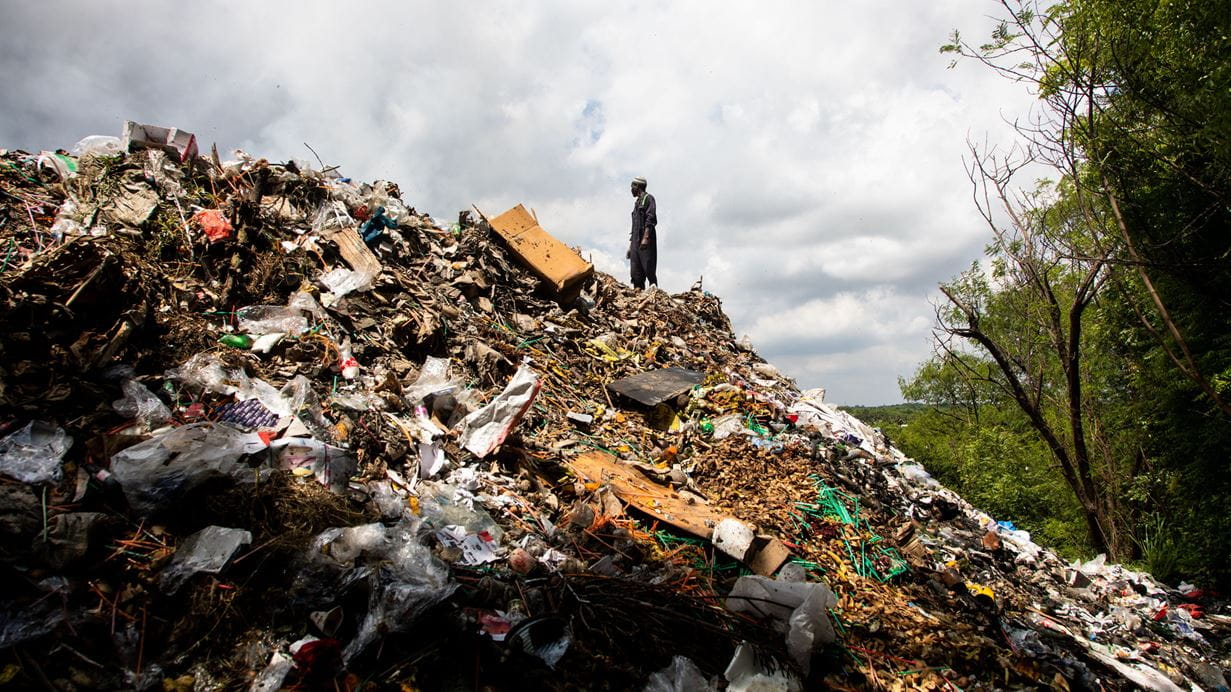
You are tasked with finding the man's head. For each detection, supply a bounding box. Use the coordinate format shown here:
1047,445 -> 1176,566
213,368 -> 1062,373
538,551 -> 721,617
630,176 -> 647,196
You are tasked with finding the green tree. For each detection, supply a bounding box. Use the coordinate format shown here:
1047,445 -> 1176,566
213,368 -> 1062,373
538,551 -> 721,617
930,0 -> 1231,583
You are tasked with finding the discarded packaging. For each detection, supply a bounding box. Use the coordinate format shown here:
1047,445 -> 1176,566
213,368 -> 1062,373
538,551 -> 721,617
160,525 -> 253,593
457,365 -> 541,457
0,421 -> 70,484
486,204 -> 594,296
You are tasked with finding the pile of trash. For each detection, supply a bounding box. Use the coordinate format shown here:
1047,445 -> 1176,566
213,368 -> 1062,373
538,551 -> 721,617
0,123 -> 1227,691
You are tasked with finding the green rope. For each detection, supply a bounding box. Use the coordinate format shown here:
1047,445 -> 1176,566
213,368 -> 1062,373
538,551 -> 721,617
0,238 -> 14,273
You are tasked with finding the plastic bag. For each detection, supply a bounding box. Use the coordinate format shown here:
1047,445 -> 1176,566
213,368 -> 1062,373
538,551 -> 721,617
725,575 -> 837,671
311,200 -> 354,234
0,582 -> 68,649
709,414 -> 745,440
237,291 -> 323,335
272,437 -> 356,492
72,135 -> 124,158
724,642 -> 801,692
250,652 -> 294,692
166,354 -> 290,417
506,616 -> 571,669
318,267 -> 371,298
236,305 -> 308,336
49,198 -> 86,240
403,356 -> 460,404
0,421 -> 70,484
166,353 -> 233,392
112,379 -> 172,424
193,209 -> 233,243
644,656 -> 715,692
109,423 -> 268,514
307,521 -> 456,661
160,526 -> 253,593
456,365 -> 540,458
416,482 -> 505,544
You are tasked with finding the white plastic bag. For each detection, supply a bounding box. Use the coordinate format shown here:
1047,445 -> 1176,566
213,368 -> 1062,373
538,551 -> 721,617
456,365 -> 540,458
725,575 -> 837,671
113,379 -> 172,424
71,135 -> 124,158
643,656 -> 715,692
160,526 -> 253,593
0,421 -> 70,484
110,423 -> 267,513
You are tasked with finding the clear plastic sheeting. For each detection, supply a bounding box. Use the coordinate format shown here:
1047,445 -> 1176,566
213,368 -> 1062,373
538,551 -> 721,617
236,291 -> 324,335
160,526 -> 253,593
725,575 -> 837,671
166,354 -> 292,417
71,135 -> 124,158
643,656 -> 716,692
112,378 -> 172,424
457,365 -> 541,458
0,580 -> 69,648
109,423 -> 268,513
723,642 -> 801,692
0,421 -> 70,484
402,356 -> 460,404
272,437 -> 356,492
416,481 -> 505,544
307,521 -> 456,661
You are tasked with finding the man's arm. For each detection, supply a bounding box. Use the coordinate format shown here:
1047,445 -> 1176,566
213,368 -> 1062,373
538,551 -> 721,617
640,194 -> 657,247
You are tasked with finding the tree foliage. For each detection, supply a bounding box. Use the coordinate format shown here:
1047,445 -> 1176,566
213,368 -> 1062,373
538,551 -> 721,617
916,0 -> 1231,585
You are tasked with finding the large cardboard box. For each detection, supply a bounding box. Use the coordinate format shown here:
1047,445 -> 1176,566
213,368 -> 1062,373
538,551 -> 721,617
487,204 -> 593,296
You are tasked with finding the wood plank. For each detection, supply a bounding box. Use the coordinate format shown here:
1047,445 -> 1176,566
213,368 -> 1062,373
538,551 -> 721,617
567,451 -> 725,539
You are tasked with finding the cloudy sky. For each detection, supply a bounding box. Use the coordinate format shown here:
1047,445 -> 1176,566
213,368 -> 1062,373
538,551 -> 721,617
0,1 -> 1037,404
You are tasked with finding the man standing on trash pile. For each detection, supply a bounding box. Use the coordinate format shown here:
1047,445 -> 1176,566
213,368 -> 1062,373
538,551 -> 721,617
627,176 -> 658,290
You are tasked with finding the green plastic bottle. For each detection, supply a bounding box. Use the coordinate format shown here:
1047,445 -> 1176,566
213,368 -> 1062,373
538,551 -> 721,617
219,334 -> 253,349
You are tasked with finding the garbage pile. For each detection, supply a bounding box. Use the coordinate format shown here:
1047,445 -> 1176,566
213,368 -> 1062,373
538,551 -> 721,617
0,126 -> 1227,691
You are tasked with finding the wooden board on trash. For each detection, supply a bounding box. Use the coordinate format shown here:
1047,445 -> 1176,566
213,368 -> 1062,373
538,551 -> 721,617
568,451 -> 724,539
323,226 -> 382,283
487,204 -> 593,294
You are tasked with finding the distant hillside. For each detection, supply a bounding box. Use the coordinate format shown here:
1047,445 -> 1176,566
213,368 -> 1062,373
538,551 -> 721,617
837,403 -> 928,427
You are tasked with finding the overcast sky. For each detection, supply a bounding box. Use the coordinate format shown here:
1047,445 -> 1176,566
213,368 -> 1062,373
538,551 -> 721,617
0,1 -> 1037,404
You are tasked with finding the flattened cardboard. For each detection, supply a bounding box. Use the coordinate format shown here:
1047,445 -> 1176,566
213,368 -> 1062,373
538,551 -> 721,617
606,367 -> 704,407
487,204 -> 593,294
748,536 -> 792,576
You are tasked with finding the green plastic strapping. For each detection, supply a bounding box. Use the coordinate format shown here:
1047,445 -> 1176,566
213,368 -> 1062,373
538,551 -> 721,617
0,238 -> 14,273
810,477 -> 910,582
654,531 -> 708,547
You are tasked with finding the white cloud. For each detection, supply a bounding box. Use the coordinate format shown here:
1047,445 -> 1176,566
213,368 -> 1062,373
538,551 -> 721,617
0,0 -> 1037,403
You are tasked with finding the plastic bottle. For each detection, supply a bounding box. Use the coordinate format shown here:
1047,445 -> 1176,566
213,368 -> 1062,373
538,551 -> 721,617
219,334 -> 253,349
338,340 -> 360,379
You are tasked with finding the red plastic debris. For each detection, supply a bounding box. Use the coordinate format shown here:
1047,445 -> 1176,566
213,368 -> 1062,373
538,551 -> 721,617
193,209 -> 233,243
1178,603 -> 1204,619
292,638 -> 343,679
